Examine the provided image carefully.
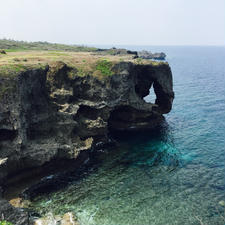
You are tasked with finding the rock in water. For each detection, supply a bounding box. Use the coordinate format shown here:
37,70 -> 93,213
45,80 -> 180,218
61,212 -> 80,225
34,212 -> 80,225
218,200 -> 225,206
34,212 -> 61,225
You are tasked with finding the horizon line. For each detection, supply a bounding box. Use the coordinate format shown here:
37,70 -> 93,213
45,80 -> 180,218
0,38 -> 224,48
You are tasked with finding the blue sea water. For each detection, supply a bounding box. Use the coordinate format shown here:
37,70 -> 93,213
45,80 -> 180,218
32,46 -> 225,225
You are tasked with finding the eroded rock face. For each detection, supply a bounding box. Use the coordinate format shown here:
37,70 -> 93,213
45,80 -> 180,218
0,199 -> 29,225
0,61 -> 174,223
0,61 -> 174,181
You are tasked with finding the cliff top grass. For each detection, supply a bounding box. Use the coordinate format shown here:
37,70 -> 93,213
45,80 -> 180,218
0,39 -> 167,78
0,51 -> 167,77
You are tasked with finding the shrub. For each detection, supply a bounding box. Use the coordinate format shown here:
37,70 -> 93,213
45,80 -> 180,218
96,59 -> 113,76
0,50 -> 6,54
13,58 -> 20,62
135,57 -> 143,64
0,221 -> 13,225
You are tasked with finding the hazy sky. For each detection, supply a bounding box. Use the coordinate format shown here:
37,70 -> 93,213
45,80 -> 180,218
1,0 -> 225,46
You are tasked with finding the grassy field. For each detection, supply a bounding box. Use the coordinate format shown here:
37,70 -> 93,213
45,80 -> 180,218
0,50 -> 166,77
0,40 -> 167,78
0,51 -> 125,76
0,39 -> 97,52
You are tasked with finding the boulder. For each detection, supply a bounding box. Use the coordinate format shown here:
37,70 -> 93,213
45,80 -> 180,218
34,212 -> 80,225
0,50 -> 6,54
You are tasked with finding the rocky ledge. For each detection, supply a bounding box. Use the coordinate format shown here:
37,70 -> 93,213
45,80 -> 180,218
138,50 -> 166,60
0,59 -> 174,224
96,48 -> 166,60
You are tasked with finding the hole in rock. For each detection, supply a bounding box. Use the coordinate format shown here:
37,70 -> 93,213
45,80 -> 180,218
0,129 -> 17,141
133,66 -> 157,104
143,85 -> 157,104
75,105 -> 99,120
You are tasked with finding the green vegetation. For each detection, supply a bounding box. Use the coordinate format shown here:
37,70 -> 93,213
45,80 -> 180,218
96,59 -> 114,76
0,39 -> 97,52
0,221 -> 13,225
135,57 -> 143,64
0,40 -> 166,81
76,67 -> 89,77
0,64 -> 46,77
105,49 -> 117,55
47,52 -> 70,56
0,63 -> 46,99
68,59 -> 115,78
0,64 -> 27,76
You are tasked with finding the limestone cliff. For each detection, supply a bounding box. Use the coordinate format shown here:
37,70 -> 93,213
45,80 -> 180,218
0,60 -> 174,224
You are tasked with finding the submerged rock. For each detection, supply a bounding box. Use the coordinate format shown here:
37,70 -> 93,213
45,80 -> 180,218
34,212 -> 80,225
61,213 -> 80,225
9,197 -> 31,208
34,212 -> 61,225
218,200 -> 225,206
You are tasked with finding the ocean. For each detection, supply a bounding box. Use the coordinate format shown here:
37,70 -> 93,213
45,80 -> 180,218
31,46 -> 225,225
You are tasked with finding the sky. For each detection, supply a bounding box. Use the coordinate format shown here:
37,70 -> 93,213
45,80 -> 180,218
0,0 -> 225,46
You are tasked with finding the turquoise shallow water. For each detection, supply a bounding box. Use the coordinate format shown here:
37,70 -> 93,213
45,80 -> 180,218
31,46 -> 225,225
